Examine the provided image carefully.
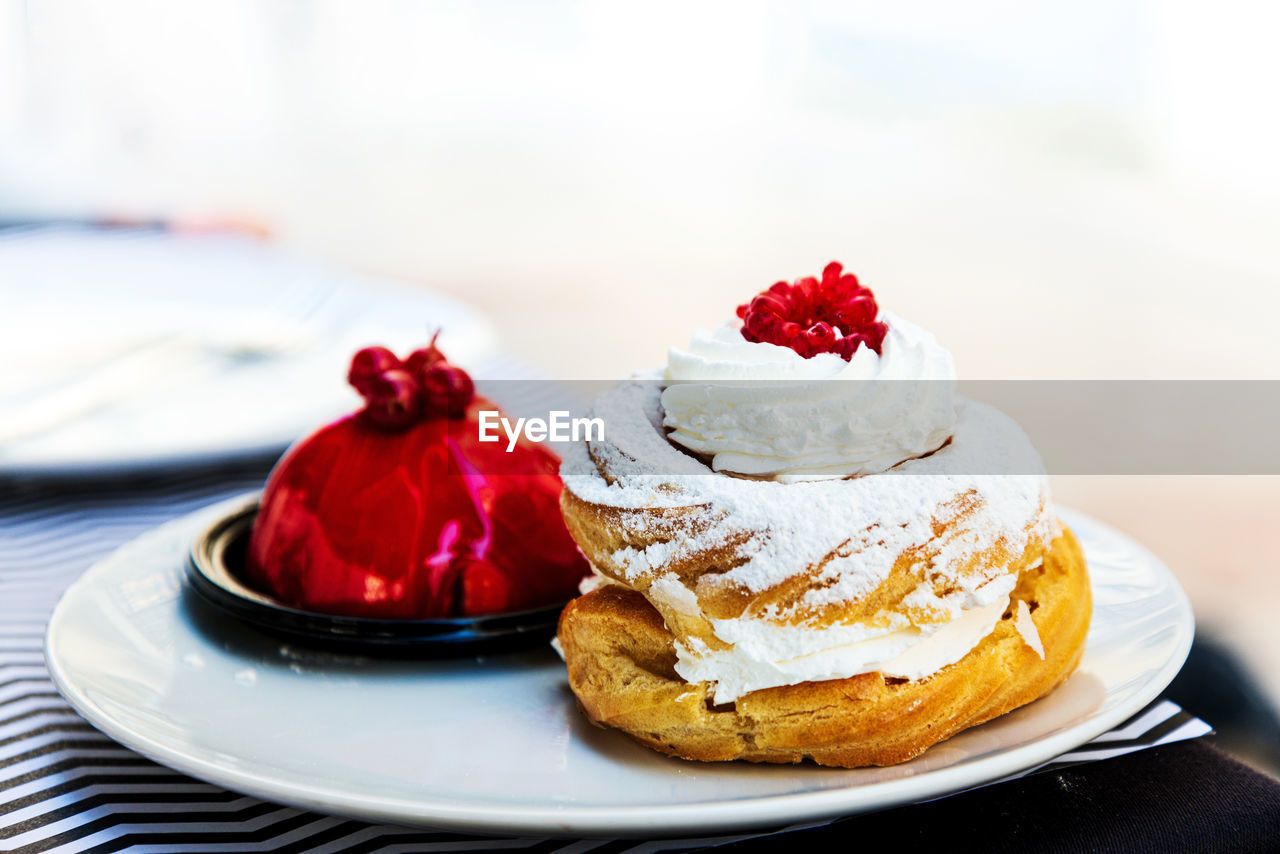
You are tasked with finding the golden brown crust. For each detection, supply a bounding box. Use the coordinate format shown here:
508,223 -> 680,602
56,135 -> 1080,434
557,527 -> 1091,768
561,485 -> 1049,634
559,388 -> 1057,638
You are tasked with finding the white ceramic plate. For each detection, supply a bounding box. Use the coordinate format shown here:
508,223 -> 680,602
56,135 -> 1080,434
0,228 -> 497,476
45,500 -> 1193,837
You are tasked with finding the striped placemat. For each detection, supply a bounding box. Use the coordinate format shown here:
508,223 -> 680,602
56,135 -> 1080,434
0,468 -> 1210,854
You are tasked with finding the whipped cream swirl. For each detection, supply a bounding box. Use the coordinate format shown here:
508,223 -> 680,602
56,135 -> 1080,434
662,312 -> 957,481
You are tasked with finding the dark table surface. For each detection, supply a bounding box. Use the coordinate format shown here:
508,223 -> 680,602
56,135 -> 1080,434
719,739 -> 1280,854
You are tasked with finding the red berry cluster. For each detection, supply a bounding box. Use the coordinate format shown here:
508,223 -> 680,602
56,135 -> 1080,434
347,333 -> 475,430
735,261 -> 888,360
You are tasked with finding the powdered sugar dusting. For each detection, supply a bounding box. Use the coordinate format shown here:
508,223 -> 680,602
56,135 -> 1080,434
559,373 -> 1061,699
561,381 -> 1051,607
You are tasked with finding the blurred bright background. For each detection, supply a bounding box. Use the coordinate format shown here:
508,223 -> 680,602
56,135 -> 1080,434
4,0 -> 1280,379
2,0 -> 1278,766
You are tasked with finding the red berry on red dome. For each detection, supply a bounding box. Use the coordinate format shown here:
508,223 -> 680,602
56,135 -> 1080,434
360,368 -> 421,430
347,336 -> 478,428
245,397 -> 588,620
420,362 -> 475,418
736,262 -> 889,360
347,346 -> 402,395
404,330 -> 446,376
246,332 -> 588,621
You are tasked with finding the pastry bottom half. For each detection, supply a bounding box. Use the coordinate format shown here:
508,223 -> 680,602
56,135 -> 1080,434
556,528 -> 1091,768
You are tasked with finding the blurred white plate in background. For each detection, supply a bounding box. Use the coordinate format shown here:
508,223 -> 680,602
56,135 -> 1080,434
0,227 -> 498,477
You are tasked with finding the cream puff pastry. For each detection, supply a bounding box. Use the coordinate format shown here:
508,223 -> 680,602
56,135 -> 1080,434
555,262 -> 1090,767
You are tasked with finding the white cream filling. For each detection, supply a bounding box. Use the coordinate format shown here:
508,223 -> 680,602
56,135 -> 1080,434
1014,600 -> 1045,659
578,551 -> 1045,705
675,597 -> 1011,704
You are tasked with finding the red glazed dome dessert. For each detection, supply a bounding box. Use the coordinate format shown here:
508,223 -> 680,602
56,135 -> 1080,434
245,340 -> 589,619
